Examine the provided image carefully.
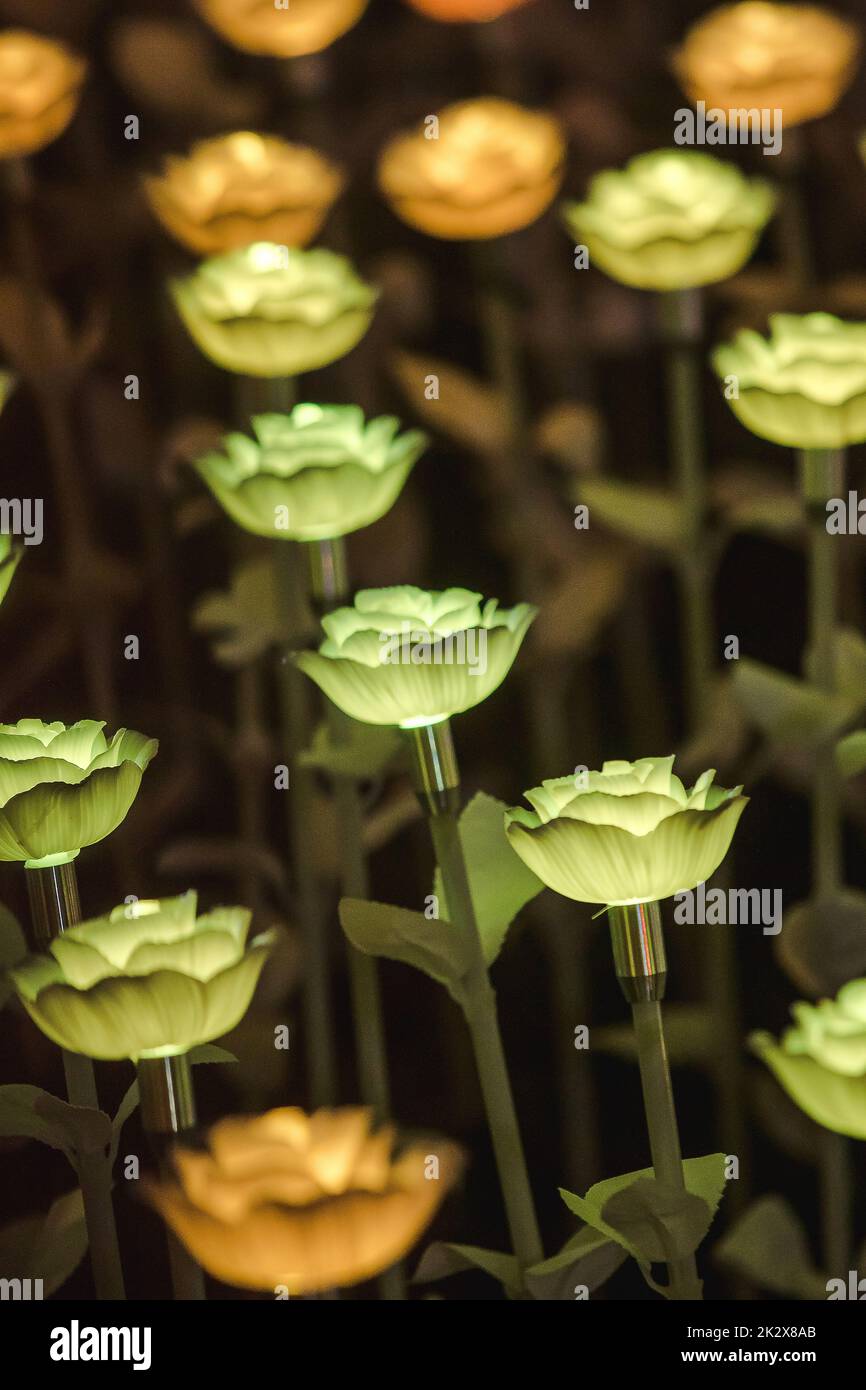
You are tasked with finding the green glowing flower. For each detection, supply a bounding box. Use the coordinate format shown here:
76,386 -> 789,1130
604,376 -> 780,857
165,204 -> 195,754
293,586 -> 537,728
0,719 -> 157,868
0,534 -> 21,607
752,979 -> 866,1138
9,891 -> 274,1061
563,150 -> 775,291
505,756 -> 747,906
194,405 -> 428,542
171,242 -> 377,378
712,312 -> 866,449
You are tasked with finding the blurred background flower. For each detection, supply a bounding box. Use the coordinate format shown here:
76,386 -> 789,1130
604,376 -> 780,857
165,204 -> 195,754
193,0 -> 370,58
0,29 -> 86,159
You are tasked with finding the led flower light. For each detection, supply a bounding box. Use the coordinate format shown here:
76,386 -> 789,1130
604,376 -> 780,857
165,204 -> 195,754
563,150 -> 775,292
293,586 -> 537,728
173,241 -> 378,378
712,313 -> 866,449
0,719 -> 157,868
378,97 -> 565,240
752,980 -> 866,1138
193,0 -> 369,57
673,3 -> 860,129
145,133 -> 345,256
403,0 -> 532,19
505,756 -> 747,906
194,406 -> 428,542
0,533 -> 21,606
143,1105 -> 462,1292
9,891 -> 274,1061
0,30 -> 86,160
171,242 -> 377,378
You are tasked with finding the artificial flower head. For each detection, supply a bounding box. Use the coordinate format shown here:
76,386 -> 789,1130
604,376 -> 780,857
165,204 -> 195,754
171,242 -> 377,378
403,0 -> 533,19
0,533 -> 21,607
712,312 -> 866,449
673,3 -> 860,129
143,1106 -> 463,1292
9,891 -> 274,1061
0,720 -> 157,868
563,150 -> 775,292
378,97 -> 565,240
193,0 -> 369,57
752,979 -> 866,1138
0,29 -> 86,159
505,756 -> 747,906
146,133 -> 345,256
293,586 -> 537,728
194,406 -> 428,542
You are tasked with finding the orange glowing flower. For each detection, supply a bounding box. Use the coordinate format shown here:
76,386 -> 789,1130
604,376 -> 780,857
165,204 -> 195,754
144,1107 -> 463,1292
193,0 -> 369,58
673,2 -> 860,128
0,30 -> 86,160
145,132 -> 344,256
378,97 -> 565,240
403,0 -> 532,20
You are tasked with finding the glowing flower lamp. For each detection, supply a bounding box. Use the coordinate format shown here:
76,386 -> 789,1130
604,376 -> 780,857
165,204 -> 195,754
10,891 -> 274,1061
378,97 -> 565,240
146,133 -> 345,256
193,0 -> 369,57
0,30 -> 86,159
673,3 -> 860,129
563,150 -> 775,292
712,312 -> 866,450
171,242 -> 377,378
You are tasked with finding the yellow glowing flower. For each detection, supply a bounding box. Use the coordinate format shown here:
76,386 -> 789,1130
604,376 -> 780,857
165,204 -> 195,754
378,97 -> 565,240
193,0 -> 369,58
505,756 -> 747,907
146,133 -> 344,257
403,0 -> 532,18
564,150 -> 775,292
144,1106 -> 463,1292
171,242 -> 377,378
673,3 -> 860,128
10,892 -> 274,1061
0,30 -> 86,159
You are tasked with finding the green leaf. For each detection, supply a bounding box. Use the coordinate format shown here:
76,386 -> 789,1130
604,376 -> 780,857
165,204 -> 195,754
732,659 -> 851,748
560,1154 -> 727,1280
189,1043 -> 238,1066
0,1188 -> 87,1296
836,729 -> 866,778
391,351 -> 507,458
751,1032 -> 866,1138
525,1225 -> 628,1300
433,793 -> 543,967
301,719 -> 403,781
412,1242 -> 521,1296
576,478 -> 684,553
109,1080 -> 140,1168
0,900 -> 26,1009
0,1085 -> 112,1178
714,1196 -> 828,1300
339,898 -> 470,1004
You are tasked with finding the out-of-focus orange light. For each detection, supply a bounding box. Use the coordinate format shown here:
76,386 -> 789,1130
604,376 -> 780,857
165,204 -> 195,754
402,0 -> 533,21
0,29 -> 86,160
193,0 -> 368,58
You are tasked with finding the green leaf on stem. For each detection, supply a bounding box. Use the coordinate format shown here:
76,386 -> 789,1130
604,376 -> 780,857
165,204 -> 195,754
836,729 -> 866,778
189,1044 -> 238,1066
109,1081 -> 140,1168
751,1032 -> 866,1138
339,897 -> 471,1004
0,900 -> 26,1009
301,720 -> 403,781
433,793 -> 544,967
0,1188 -> 87,1296
560,1154 -> 728,1275
575,478 -> 685,553
525,1225 -> 628,1299
390,351 -> 507,458
412,1242 -> 522,1296
732,659 -> 851,748
714,1195 -> 828,1300
0,1085 -> 112,1171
